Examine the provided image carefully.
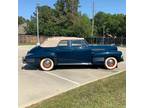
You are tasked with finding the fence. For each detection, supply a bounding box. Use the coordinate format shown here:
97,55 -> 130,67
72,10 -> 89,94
18,35 -> 126,46
18,35 -> 47,45
85,37 -> 126,46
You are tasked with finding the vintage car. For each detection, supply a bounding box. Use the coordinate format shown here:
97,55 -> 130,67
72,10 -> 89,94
23,37 -> 123,71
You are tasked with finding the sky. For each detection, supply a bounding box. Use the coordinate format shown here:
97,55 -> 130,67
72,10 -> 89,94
18,0 -> 126,19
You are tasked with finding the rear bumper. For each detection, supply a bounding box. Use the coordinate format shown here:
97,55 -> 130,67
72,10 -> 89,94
119,58 -> 124,62
119,54 -> 124,62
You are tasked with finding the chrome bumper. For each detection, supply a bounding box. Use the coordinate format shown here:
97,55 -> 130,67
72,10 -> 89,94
22,57 -> 26,64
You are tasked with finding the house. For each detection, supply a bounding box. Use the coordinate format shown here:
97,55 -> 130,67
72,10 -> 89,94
18,23 -> 27,35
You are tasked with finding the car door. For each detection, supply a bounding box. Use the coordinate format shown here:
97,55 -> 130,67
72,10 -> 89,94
56,40 -> 73,64
70,40 -> 91,64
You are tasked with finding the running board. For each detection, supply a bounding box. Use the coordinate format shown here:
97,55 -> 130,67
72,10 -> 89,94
57,63 -> 92,65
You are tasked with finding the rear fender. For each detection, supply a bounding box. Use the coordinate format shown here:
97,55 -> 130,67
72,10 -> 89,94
92,51 -> 122,64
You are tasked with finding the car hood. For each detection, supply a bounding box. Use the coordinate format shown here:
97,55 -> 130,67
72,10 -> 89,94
27,45 -> 41,53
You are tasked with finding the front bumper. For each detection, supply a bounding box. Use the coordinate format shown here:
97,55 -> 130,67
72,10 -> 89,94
120,57 -> 124,62
22,57 -> 26,64
22,56 -> 40,66
22,56 -> 35,64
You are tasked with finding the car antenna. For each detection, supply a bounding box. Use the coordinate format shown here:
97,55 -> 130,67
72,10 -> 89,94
36,2 -> 40,46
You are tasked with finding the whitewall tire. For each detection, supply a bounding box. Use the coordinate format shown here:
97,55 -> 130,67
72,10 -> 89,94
105,57 -> 117,70
40,58 -> 54,71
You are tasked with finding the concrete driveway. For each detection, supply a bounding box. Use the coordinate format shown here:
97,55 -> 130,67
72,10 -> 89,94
18,46 -> 126,108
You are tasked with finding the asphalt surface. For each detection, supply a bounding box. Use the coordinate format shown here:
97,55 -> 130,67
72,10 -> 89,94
18,45 -> 126,108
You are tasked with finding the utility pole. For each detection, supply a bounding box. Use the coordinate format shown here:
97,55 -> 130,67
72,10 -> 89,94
36,3 -> 40,46
91,0 -> 95,36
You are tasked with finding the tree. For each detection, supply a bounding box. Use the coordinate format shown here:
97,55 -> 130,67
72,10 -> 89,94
54,0 -> 91,37
68,14 -> 91,37
26,1 -> 125,38
26,2 -> 91,37
18,16 -> 27,25
27,6 -> 60,36
94,12 -> 126,37
55,0 -> 79,15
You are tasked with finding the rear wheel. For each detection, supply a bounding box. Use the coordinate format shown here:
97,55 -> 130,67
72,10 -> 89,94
40,58 -> 54,71
105,57 -> 117,70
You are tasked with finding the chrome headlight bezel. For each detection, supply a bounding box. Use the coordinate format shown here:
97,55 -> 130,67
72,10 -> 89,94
26,53 -> 33,56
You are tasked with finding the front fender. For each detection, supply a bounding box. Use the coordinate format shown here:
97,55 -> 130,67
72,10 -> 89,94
37,52 -> 57,65
26,52 -> 58,65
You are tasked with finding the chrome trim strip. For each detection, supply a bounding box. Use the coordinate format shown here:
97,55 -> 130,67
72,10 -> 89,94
93,57 -> 104,62
57,63 -> 92,65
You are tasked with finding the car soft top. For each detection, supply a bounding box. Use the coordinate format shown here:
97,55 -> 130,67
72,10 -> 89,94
41,37 -> 84,47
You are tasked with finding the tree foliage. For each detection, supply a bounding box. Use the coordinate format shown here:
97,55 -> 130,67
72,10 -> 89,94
55,0 -> 79,15
18,16 -> 27,25
26,1 -> 91,37
25,0 -> 126,38
94,12 -> 126,37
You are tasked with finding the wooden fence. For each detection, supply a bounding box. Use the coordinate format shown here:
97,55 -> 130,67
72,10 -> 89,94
18,35 -> 48,45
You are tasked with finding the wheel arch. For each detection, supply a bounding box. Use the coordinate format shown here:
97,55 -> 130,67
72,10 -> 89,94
92,51 -> 120,65
37,52 -> 57,65
40,56 -> 57,65
102,51 -> 121,62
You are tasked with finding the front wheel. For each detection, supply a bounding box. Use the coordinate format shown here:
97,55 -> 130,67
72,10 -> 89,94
105,57 -> 118,70
40,58 -> 54,71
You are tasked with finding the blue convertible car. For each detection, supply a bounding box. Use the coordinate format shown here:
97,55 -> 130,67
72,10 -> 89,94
23,37 -> 123,71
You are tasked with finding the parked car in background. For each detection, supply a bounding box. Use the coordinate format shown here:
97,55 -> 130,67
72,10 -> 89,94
23,37 -> 123,71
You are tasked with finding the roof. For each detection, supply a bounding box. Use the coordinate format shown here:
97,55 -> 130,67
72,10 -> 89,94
18,23 -> 27,35
41,37 -> 84,47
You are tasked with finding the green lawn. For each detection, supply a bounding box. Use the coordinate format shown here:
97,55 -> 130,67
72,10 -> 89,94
27,72 -> 126,108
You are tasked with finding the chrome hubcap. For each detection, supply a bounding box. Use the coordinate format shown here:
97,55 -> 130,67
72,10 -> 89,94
43,59 -> 51,68
107,59 -> 115,67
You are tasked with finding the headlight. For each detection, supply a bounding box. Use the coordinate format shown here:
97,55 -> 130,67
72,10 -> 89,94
27,59 -> 35,63
27,53 -> 33,56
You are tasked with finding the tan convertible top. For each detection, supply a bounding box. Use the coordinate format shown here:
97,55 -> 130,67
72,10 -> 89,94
41,37 -> 84,47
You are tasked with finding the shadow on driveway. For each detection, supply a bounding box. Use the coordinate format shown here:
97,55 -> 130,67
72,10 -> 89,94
22,65 -> 106,71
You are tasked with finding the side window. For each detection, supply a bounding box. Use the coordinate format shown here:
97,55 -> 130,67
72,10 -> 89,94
58,40 -> 68,47
71,40 -> 82,47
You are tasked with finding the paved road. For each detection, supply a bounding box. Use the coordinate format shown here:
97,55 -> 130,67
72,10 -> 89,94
18,46 -> 126,108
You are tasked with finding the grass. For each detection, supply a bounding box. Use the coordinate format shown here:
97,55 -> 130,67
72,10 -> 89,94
27,72 -> 126,108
